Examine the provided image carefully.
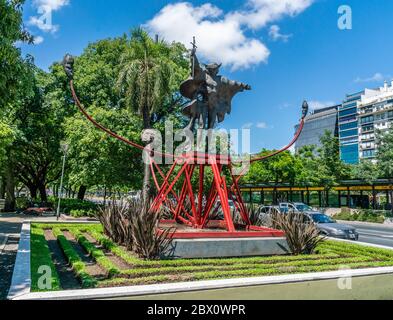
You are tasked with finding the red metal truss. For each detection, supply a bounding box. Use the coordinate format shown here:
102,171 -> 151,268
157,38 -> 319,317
149,153 -> 284,238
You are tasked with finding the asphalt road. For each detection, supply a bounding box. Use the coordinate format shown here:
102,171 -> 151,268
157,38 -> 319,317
339,221 -> 393,248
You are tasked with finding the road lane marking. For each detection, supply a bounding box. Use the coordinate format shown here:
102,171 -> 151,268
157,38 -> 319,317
359,232 -> 393,239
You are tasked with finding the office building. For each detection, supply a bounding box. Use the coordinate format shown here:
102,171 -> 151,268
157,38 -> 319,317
295,105 -> 339,152
338,91 -> 364,164
357,81 -> 393,161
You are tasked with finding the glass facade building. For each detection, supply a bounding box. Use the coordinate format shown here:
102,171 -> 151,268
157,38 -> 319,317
338,91 -> 363,164
295,105 -> 339,152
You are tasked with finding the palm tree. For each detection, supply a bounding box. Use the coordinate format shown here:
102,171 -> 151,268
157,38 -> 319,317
117,28 -> 173,203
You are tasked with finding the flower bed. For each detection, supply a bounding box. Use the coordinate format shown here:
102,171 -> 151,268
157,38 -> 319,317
30,223 -> 393,292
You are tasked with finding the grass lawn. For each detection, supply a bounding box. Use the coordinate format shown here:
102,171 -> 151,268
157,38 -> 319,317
30,223 -> 393,292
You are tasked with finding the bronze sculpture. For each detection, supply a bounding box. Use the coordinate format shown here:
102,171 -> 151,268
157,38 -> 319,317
180,39 -> 251,131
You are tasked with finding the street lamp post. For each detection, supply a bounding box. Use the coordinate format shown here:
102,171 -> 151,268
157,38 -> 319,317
57,143 -> 69,221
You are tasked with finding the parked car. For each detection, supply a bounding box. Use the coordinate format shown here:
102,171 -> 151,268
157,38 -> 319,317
257,205 -> 359,241
279,202 -> 316,213
23,206 -> 54,216
304,212 -> 359,240
256,205 -> 281,226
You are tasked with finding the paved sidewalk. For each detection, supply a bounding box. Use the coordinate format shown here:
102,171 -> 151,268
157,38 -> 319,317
0,213 -> 83,299
0,214 -> 23,300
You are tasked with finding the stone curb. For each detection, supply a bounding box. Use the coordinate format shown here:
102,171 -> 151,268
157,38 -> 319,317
14,266 -> 393,300
7,222 -> 31,300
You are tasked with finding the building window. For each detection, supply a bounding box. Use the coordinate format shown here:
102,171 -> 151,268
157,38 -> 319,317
339,107 -> 357,118
340,129 -> 358,138
340,121 -> 358,131
362,150 -> 375,158
340,144 -> 359,164
362,124 -> 374,132
339,115 -> 357,123
360,115 -> 374,124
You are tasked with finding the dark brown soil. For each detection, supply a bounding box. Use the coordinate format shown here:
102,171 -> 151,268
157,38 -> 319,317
44,229 -> 81,290
62,231 -> 106,279
83,232 -> 131,270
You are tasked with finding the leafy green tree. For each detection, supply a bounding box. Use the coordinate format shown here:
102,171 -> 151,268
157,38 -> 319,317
244,150 -> 302,185
10,67 -> 65,202
0,0 -> 33,106
0,0 -> 34,209
376,127 -> 393,178
64,106 -> 143,196
296,145 -> 324,186
318,130 -> 351,183
117,28 -> 188,202
0,122 -> 15,199
0,122 -> 15,163
351,160 -> 379,184
376,127 -> 393,212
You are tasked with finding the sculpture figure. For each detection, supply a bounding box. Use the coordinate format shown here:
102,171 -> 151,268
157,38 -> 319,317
180,39 -> 251,131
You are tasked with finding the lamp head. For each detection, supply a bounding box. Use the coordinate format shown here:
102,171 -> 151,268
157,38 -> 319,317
63,54 -> 74,80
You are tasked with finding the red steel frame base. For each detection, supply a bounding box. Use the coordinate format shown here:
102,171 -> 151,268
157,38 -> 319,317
150,153 -> 284,239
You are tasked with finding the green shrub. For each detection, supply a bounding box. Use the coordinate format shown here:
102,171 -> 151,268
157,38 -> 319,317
52,198 -> 99,215
16,197 -> 30,210
333,209 -> 385,224
70,209 -> 96,218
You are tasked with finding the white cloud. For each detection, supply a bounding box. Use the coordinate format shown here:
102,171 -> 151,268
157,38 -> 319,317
146,1 -> 314,70
230,0 -> 314,30
354,72 -> 390,83
256,122 -> 268,129
242,122 -> 254,129
308,100 -> 336,111
29,0 -> 69,33
33,35 -> 44,45
269,25 -> 292,42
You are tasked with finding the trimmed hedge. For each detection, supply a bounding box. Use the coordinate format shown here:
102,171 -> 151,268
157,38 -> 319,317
333,209 -> 386,224
52,228 -> 97,288
30,226 -> 61,292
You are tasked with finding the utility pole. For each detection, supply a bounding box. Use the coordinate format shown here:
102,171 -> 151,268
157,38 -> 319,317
57,143 -> 69,221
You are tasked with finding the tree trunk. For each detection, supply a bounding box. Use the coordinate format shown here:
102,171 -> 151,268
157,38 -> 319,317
38,183 -> 47,202
141,103 -> 152,205
0,176 -> 5,199
103,186 -> 107,206
29,185 -> 38,200
4,163 -> 15,212
77,185 -> 87,201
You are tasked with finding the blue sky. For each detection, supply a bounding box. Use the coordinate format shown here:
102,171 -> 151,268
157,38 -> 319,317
20,0 -> 393,153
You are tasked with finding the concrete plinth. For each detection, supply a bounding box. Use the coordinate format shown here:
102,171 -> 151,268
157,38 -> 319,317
163,237 -> 289,259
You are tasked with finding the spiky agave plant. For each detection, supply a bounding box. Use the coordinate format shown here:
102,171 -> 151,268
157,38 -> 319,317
271,210 -> 325,255
96,199 -> 133,248
128,199 -> 175,260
